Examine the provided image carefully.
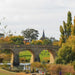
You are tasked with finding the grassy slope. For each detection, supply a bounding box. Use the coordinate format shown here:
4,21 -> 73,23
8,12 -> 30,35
0,69 -> 16,75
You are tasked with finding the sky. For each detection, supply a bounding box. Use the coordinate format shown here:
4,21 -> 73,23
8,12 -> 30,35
0,0 -> 75,40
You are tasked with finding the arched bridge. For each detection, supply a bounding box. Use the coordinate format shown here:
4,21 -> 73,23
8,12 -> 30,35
0,43 -> 60,67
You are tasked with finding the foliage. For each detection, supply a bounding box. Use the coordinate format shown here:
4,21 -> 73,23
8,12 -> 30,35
53,40 -> 60,46
19,51 -> 31,63
25,42 -> 30,45
39,50 -> 50,63
30,40 -> 36,45
31,40 -> 43,45
19,50 -> 50,63
22,29 -> 39,41
0,36 -> 24,45
9,36 -> 24,44
72,61 -> 75,70
55,45 -> 73,64
31,39 -> 52,45
42,39 -> 52,45
46,64 -> 75,75
0,53 -> 11,63
60,11 -> 72,45
31,62 -> 43,68
0,37 -> 10,44
56,35 -> 75,64
36,40 -> 43,45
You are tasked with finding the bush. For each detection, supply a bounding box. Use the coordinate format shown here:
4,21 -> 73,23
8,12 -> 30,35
55,45 -> 74,64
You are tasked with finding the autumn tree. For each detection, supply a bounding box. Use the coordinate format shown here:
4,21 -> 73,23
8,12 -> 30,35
56,36 -> 75,64
60,11 -> 72,45
42,39 -> 52,45
55,45 -> 73,64
9,36 -> 24,44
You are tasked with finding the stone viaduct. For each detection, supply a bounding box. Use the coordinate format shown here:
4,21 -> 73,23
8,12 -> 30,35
0,43 -> 59,67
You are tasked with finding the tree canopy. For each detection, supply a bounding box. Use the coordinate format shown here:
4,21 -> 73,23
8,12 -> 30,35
56,35 -> 75,64
60,11 -> 72,45
21,29 -> 39,41
9,36 -> 24,44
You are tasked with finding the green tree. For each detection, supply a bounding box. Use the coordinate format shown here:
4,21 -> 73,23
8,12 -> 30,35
21,29 -> 39,41
56,35 -> 75,64
60,11 -> 72,45
67,11 -> 72,36
42,39 -> 52,45
55,45 -> 74,64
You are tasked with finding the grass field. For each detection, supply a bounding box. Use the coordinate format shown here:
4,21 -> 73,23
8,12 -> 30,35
0,68 -> 31,75
0,68 -> 16,75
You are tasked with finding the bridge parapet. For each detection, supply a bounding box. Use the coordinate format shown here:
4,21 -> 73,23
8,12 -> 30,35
0,44 -> 60,50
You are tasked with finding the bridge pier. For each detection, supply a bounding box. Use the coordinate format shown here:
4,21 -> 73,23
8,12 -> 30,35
11,52 -> 19,67
13,53 -> 19,66
30,54 -> 34,63
10,53 -> 14,68
50,53 -> 55,63
34,55 -> 40,62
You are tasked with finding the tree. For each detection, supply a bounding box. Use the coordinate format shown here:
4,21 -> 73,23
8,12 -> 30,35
55,45 -> 74,64
31,40 -> 43,45
71,16 -> 75,36
42,39 -> 52,45
67,11 -> 72,36
56,35 -> 75,64
9,36 -> 24,44
21,29 -> 39,41
60,11 -> 72,45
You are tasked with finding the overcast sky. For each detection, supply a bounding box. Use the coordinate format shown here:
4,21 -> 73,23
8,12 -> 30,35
0,0 -> 75,40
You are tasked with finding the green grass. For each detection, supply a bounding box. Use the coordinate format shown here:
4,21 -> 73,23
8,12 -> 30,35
0,72 -> 9,75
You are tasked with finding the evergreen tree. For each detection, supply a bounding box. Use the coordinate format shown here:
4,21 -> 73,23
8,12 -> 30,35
60,11 -> 72,45
71,16 -> 75,35
67,11 -> 72,37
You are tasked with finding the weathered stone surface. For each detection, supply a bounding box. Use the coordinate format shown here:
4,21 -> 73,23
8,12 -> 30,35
0,44 -> 60,67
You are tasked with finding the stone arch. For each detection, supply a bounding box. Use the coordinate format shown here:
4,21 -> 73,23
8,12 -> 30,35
27,50 -> 35,63
48,50 -> 56,63
39,49 -> 56,64
39,50 -> 50,63
0,48 -> 15,68
19,49 -> 35,64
